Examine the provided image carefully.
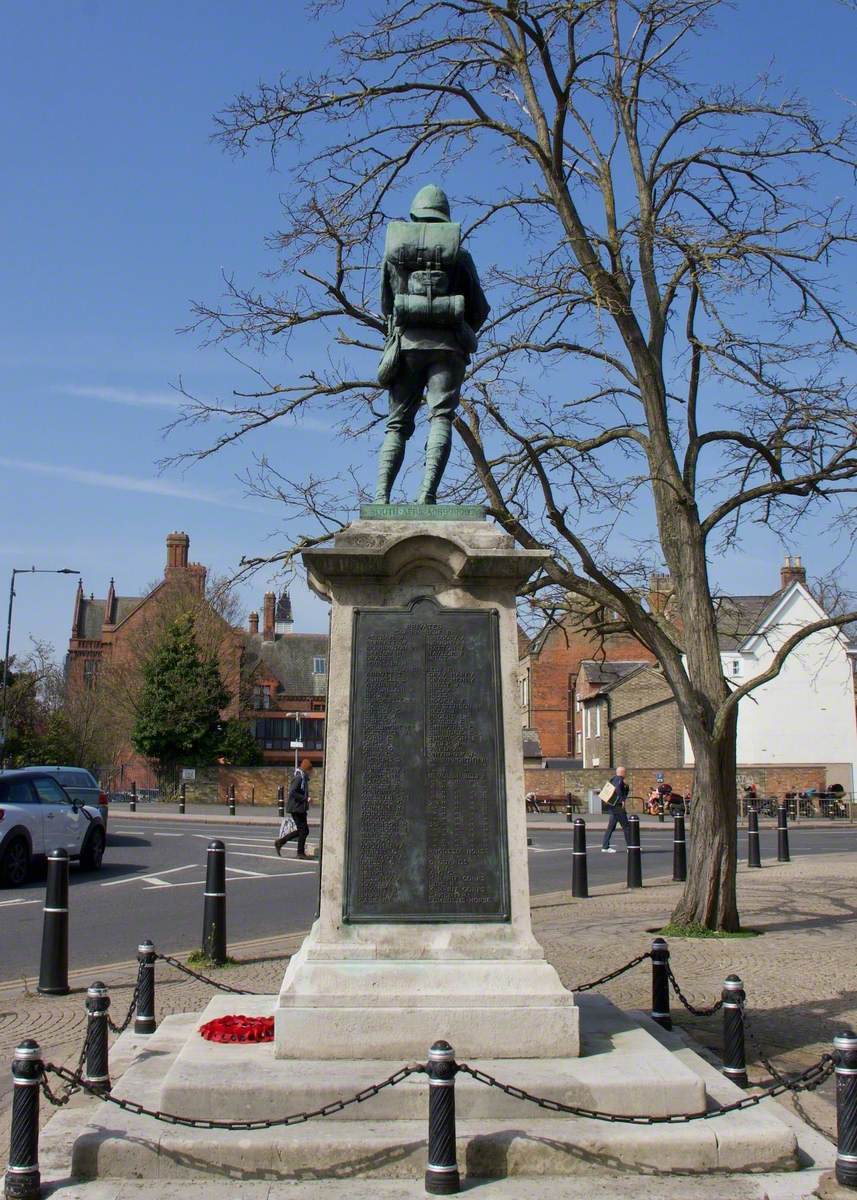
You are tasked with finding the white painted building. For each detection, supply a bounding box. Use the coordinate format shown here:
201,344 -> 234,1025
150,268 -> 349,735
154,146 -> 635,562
683,563 -> 857,791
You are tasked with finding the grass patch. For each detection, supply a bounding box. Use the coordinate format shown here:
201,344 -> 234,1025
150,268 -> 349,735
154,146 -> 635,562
185,950 -> 240,969
654,922 -> 760,939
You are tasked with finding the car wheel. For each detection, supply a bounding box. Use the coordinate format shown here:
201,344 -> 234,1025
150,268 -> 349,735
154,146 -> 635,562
81,827 -> 105,872
0,838 -> 31,887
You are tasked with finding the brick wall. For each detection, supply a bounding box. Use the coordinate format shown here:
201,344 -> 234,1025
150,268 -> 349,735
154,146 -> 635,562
609,670 -> 685,768
185,764 -> 326,807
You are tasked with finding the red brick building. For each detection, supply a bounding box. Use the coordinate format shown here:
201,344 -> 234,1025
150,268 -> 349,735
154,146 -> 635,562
66,532 -> 329,787
518,617 -> 656,763
241,590 -> 328,769
67,532 -> 244,789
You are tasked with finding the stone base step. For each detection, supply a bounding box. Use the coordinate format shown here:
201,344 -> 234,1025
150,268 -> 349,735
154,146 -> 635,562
158,993 -> 706,1121
62,1101 -> 800,1180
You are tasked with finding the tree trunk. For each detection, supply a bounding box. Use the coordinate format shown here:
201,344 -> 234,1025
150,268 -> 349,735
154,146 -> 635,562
670,715 -> 739,931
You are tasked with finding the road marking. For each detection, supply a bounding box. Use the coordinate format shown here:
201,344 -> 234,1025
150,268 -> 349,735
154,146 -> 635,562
225,865 -> 266,877
101,864 -> 197,887
229,851 -> 297,862
0,898 -> 39,908
142,870 -> 315,891
151,832 -> 184,837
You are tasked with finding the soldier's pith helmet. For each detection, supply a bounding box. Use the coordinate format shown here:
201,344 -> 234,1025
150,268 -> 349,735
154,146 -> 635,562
409,184 -> 451,223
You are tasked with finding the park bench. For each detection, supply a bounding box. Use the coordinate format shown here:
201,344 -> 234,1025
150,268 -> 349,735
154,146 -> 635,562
527,792 -> 582,814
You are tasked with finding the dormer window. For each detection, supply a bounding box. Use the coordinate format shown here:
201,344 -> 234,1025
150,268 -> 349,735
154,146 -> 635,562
731,660 -> 741,677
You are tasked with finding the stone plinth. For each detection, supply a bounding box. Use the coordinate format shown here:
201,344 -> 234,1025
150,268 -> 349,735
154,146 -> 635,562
274,519 -> 579,1058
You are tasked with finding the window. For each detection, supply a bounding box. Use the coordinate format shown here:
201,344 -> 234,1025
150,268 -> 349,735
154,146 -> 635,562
31,778 -> 71,805
313,656 -> 327,675
595,705 -> 601,737
83,658 -> 98,689
253,717 -> 326,751
0,781 -> 37,805
252,685 -> 271,710
731,660 -> 741,677
575,730 -> 582,753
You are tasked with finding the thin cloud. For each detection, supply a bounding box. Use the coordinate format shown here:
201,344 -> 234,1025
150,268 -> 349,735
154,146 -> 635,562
0,457 -> 252,512
53,384 -> 182,409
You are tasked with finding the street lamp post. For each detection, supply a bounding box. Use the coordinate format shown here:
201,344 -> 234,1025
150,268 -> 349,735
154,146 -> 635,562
0,567 -> 80,768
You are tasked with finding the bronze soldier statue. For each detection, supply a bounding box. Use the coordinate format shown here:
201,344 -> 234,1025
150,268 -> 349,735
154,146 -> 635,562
374,184 -> 490,505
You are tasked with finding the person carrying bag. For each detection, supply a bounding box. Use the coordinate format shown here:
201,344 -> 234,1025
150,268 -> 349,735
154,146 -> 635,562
600,766 -> 631,853
274,759 -> 313,859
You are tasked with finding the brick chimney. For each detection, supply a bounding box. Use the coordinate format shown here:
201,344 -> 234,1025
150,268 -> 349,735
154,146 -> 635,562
262,592 -> 276,641
165,531 -> 190,576
648,572 -> 673,615
780,555 -> 807,589
248,611 -> 259,635
186,562 -> 207,595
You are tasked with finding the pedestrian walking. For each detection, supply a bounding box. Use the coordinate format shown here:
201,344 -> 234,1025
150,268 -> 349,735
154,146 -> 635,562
600,766 -> 631,853
274,759 -> 313,859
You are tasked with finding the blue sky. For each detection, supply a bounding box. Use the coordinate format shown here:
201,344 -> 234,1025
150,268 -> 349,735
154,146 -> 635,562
2,1 -> 855,660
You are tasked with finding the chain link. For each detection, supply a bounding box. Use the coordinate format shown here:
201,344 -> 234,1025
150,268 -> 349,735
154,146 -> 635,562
107,961 -> 144,1035
458,1054 -> 834,1124
573,951 -> 652,993
666,964 -> 723,1016
38,1022 -> 95,1108
154,952 -> 259,995
41,1061 -> 425,1127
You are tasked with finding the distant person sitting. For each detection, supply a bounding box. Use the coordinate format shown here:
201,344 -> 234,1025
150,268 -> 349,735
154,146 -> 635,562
601,767 -> 631,853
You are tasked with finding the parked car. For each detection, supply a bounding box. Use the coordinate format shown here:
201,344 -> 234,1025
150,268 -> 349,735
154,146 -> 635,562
0,769 -> 107,887
20,765 -> 109,828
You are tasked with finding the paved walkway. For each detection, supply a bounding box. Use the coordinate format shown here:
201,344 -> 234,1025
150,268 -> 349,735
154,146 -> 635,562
1,849 -> 853,1152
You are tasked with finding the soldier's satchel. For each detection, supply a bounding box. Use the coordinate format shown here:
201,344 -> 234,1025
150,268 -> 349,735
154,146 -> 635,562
377,325 -> 401,387
599,781 -> 618,806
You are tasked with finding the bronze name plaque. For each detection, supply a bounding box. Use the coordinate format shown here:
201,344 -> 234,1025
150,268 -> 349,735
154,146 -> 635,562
344,597 -> 510,922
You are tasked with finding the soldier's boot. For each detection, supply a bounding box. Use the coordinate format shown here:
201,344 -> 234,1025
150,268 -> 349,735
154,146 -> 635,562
373,430 -> 408,503
416,416 -> 453,505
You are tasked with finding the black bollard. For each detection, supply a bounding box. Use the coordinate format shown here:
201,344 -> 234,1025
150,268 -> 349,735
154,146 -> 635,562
721,975 -> 747,1087
834,1030 -> 857,1189
658,798 -> 665,823
565,793 -> 574,823
424,1040 -> 460,1195
777,803 -> 790,864
673,812 -> 687,882
277,785 -> 285,820
179,782 -> 186,815
129,782 -> 136,813
571,817 -> 589,899
202,841 -> 227,965
134,940 -> 157,1035
228,784 -> 236,817
650,937 -> 672,1030
4,1040 -> 42,1200
626,814 -> 642,888
747,806 -> 761,868
37,849 -> 69,996
83,982 -> 111,1093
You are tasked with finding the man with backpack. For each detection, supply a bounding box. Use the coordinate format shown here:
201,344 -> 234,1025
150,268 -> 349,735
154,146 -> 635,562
374,183 -> 490,505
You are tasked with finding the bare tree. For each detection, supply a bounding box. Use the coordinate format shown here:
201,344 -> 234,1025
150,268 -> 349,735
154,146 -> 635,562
170,0 -> 857,928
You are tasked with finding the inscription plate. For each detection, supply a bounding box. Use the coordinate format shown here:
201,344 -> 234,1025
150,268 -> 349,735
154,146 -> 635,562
344,597 -> 510,922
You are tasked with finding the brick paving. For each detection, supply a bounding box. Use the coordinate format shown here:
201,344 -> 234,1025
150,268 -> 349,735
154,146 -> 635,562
1,850 -> 852,1151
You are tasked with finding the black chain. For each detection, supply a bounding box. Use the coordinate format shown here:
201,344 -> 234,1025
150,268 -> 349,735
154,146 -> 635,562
458,1054 -> 834,1124
573,951 -> 652,993
666,964 -> 723,1016
107,962 -> 144,1034
154,952 -> 259,995
38,1022 -> 95,1107
743,1011 -> 833,1138
41,1061 -> 425,1127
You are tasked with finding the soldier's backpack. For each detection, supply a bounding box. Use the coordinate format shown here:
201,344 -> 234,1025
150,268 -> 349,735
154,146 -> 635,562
384,219 -> 465,329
